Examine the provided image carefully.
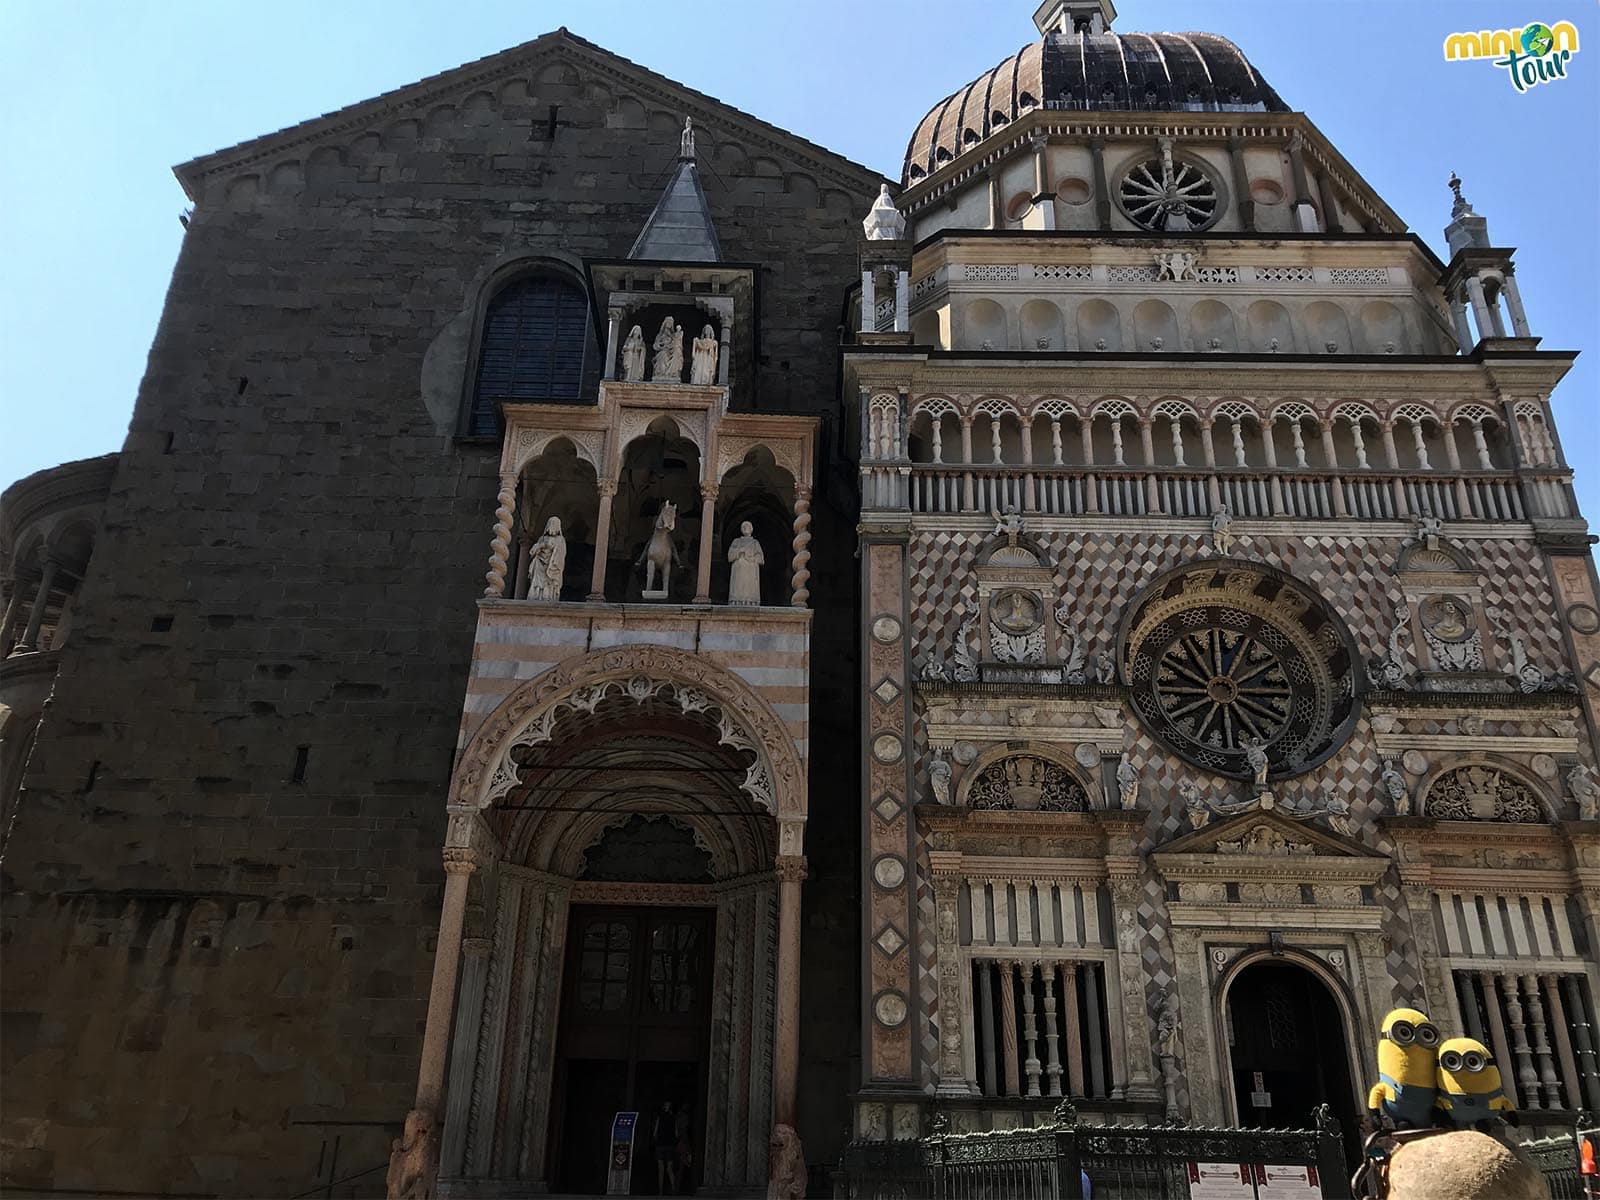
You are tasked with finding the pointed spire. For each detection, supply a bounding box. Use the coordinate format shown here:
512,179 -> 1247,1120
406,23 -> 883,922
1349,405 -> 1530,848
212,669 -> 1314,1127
1444,171 -> 1490,257
628,116 -> 722,262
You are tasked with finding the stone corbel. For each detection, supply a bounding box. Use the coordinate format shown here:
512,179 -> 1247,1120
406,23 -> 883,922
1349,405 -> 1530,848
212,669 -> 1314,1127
445,804 -> 501,869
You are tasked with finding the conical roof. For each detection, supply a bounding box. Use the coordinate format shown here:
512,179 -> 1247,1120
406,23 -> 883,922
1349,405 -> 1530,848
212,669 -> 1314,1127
628,120 -> 722,262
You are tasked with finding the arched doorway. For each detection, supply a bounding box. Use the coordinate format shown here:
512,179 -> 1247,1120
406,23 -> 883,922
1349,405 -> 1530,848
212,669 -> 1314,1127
1224,959 -> 1358,1141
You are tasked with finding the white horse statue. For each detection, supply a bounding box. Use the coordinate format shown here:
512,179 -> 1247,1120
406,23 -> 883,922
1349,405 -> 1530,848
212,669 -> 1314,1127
638,501 -> 680,596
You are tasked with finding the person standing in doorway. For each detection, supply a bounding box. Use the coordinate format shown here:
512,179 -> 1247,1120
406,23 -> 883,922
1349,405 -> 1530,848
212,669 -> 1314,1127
653,1100 -> 679,1194
673,1102 -> 693,1194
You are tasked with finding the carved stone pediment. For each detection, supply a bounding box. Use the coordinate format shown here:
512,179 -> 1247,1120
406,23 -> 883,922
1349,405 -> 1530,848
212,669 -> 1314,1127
1155,808 -> 1384,863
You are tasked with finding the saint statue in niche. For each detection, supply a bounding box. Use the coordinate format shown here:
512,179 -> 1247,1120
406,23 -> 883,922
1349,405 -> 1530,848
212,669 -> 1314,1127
727,521 -> 764,606
690,324 -> 719,385
526,517 -> 566,601
620,325 -> 647,382
651,317 -> 684,382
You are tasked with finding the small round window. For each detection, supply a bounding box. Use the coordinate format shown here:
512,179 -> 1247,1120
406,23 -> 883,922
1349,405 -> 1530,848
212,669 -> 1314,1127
1056,177 -> 1093,205
1117,145 -> 1224,233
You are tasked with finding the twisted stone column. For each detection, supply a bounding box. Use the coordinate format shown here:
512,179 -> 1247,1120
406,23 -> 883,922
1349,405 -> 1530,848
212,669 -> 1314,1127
483,474 -> 517,598
789,486 -> 812,607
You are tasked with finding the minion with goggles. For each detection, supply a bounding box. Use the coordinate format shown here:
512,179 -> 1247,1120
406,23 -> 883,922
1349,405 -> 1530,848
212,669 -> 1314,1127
1435,1037 -> 1516,1130
1366,1007 -> 1441,1128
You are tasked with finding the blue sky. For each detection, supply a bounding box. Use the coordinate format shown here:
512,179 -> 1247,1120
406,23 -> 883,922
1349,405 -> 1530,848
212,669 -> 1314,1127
2,1 -> 1596,508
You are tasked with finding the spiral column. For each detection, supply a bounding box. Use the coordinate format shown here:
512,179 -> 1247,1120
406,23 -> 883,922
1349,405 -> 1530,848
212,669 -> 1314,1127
483,472 -> 517,598
789,485 -> 812,607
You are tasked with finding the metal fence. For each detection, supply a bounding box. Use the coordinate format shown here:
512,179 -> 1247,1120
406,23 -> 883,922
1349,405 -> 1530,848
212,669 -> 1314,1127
1525,1133 -> 1581,1200
835,1106 -> 1349,1200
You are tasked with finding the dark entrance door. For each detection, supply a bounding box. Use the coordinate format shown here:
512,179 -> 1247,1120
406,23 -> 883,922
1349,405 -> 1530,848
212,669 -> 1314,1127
552,905 -> 713,1195
1226,960 -> 1358,1147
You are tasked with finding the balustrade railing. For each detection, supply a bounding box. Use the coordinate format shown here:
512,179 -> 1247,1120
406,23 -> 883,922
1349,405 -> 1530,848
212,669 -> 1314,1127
886,463 -> 1555,522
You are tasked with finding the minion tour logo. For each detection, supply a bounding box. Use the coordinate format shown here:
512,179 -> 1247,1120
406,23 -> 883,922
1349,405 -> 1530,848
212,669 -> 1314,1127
1443,20 -> 1580,91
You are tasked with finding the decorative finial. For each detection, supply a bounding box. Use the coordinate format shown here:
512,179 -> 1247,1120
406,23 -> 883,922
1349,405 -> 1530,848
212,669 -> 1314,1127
1448,171 -> 1473,218
679,117 -> 695,161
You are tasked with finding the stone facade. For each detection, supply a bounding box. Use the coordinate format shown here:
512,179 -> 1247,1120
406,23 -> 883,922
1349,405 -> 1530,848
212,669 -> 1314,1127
0,29 -> 878,1198
1,7 -> 1596,1199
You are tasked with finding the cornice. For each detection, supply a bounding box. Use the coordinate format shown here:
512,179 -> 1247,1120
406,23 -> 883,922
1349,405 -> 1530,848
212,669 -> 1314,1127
1166,902 -> 1384,931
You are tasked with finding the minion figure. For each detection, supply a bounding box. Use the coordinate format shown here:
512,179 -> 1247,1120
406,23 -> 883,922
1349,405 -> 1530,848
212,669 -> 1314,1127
1366,1007 -> 1441,1128
1435,1037 -> 1515,1131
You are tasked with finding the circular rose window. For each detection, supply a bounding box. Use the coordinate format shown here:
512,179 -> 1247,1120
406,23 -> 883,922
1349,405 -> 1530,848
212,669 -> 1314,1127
1119,564 -> 1360,779
1117,146 -> 1223,232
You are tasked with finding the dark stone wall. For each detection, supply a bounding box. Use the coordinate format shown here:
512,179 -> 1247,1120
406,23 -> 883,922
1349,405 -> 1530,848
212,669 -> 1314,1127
0,43 -> 877,1196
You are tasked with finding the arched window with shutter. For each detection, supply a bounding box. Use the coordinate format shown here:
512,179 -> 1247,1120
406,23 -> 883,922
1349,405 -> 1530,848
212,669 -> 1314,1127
463,273 -> 596,437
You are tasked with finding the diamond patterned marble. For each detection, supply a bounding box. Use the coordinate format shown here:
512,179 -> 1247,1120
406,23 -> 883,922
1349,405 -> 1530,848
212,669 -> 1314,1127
873,677 -> 902,705
874,924 -> 907,958
874,792 -> 904,824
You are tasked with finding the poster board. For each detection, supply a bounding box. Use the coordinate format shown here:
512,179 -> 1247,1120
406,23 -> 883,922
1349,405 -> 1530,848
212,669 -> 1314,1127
1186,1161 -> 1256,1199
606,1110 -> 639,1196
1255,1162 -> 1321,1195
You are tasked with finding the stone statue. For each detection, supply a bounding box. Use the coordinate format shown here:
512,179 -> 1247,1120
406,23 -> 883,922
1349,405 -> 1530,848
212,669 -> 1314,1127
689,323 -> 719,385
620,325 -> 647,382
1116,752 -> 1140,810
651,317 -> 684,382
1211,502 -> 1235,555
1569,763 -> 1599,821
526,516 -> 567,601
991,502 -> 1025,546
679,116 -> 696,159
1420,595 -> 1480,671
1155,991 -> 1182,1121
1179,779 -> 1210,828
1381,758 -> 1413,816
1244,737 -> 1270,793
727,520 -> 764,606
637,501 -> 680,597
385,1109 -> 438,1200
862,182 -> 907,241
929,750 -> 953,805
1155,250 -> 1198,282
1415,513 -> 1444,551
767,1123 -> 806,1200
1324,791 -> 1354,837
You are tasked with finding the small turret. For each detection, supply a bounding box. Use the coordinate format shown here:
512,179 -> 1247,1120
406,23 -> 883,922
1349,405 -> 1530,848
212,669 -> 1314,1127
1439,174 -> 1534,351
1032,0 -> 1116,35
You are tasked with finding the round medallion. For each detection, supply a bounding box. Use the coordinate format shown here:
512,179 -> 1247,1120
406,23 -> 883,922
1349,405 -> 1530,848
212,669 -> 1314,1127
1420,595 -> 1474,642
1532,753 -> 1558,780
872,854 -> 907,890
1401,749 -> 1429,776
872,733 -> 904,764
1328,949 -> 1346,969
871,614 -> 902,644
952,741 -> 979,766
1568,603 -> 1600,635
1120,564 -> 1359,780
1074,742 -> 1103,769
873,990 -> 909,1028
990,589 -> 1043,635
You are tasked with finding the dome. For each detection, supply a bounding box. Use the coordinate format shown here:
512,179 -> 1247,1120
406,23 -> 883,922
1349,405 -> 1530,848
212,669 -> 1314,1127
902,31 -> 1289,184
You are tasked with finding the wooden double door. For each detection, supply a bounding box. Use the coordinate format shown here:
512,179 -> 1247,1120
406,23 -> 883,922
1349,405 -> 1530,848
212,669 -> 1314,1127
552,905 -> 714,1195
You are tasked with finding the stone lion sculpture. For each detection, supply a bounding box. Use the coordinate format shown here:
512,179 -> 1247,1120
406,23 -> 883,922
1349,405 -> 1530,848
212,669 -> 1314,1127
1386,1130 -> 1548,1200
767,1123 -> 806,1200
386,1108 -> 438,1200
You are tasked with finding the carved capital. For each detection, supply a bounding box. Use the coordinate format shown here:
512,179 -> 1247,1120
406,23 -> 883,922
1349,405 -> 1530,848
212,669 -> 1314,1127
775,854 -> 809,884
597,479 -> 619,499
443,848 -> 479,874
701,481 -> 721,501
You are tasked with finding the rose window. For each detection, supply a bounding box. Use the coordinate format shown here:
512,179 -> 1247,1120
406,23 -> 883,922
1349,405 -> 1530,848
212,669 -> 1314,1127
1120,566 -> 1360,779
1117,144 -> 1222,232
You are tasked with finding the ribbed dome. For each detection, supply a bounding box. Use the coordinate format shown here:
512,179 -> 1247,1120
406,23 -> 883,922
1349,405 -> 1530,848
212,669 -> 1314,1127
903,31 -> 1289,185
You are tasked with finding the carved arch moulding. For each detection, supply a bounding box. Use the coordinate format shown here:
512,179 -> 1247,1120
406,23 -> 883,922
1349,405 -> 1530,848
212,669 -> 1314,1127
450,645 -> 806,818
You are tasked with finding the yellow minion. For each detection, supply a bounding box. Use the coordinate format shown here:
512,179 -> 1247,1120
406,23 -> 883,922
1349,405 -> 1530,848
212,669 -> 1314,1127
1434,1037 -> 1515,1130
1366,1007 -> 1440,1128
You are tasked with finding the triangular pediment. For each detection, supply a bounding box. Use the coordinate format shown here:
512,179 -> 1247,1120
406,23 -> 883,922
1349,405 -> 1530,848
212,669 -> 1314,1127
1155,806 -> 1386,861
173,28 -> 886,200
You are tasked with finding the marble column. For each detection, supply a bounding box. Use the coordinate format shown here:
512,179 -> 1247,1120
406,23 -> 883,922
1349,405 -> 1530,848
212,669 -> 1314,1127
1108,875 -> 1159,1101
1500,972 -> 1540,1108
1089,138 -> 1111,230
603,307 -> 622,380
517,880 -> 572,1182
999,961 -> 1021,1096
15,558 -> 60,653
789,485 -> 812,608
483,476 -> 517,599
1062,962 -> 1085,1097
772,854 -> 807,1127
440,933 -> 490,1177
934,878 -> 972,1095
589,480 -> 617,601
1450,298 -> 1475,352
1523,973 -> 1562,1108
1501,270 -> 1531,337
1465,276 -> 1495,343
0,582 -> 22,654
1400,878 -> 1457,1030
1542,974 -> 1582,1110
1227,136 -> 1254,231
694,481 -> 719,604
466,875 -> 523,1176
860,270 -> 875,334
